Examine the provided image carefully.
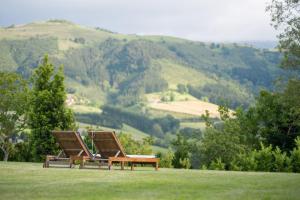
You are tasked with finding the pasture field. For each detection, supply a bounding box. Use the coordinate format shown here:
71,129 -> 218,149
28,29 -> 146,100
146,91 -> 222,118
1,162 -> 300,200
148,100 -> 221,118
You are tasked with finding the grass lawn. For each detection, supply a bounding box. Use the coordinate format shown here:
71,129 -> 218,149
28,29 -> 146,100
1,162 -> 300,200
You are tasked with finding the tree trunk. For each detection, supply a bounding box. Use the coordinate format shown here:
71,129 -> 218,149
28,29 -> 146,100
0,146 -> 9,161
3,151 -> 9,161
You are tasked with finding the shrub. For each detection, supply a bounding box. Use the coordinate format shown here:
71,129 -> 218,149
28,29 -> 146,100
157,149 -> 174,168
272,147 -> 292,172
230,152 -> 257,171
291,137 -> 300,172
118,133 -> 152,155
209,158 -> 225,170
179,157 -> 191,169
255,143 -> 273,172
172,134 -> 190,168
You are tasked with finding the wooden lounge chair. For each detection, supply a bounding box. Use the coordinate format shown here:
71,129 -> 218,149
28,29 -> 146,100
88,131 -> 159,171
44,131 -> 103,168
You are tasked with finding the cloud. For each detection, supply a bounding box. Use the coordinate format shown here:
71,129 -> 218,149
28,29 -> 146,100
0,0 -> 277,41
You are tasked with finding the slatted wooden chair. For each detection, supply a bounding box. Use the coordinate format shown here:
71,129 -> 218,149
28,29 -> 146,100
88,131 -> 159,171
44,131 -> 101,168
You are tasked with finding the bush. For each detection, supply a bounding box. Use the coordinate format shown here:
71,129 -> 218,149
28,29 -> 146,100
179,157 -> 191,169
228,138 -> 300,173
157,149 -> 174,168
255,143 -> 273,172
11,142 -> 33,162
209,158 -> 225,170
230,152 -> 257,171
272,147 -> 292,172
172,134 -> 190,168
118,133 -> 152,155
291,137 -> 300,172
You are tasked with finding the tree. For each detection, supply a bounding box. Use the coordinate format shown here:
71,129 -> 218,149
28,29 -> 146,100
253,83 -> 300,152
118,132 -> 152,154
198,126 -> 245,169
177,84 -> 187,94
172,134 -> 191,168
157,149 -> 174,168
0,72 -> 29,161
265,0 -> 300,152
267,0 -> 300,69
29,55 -> 75,161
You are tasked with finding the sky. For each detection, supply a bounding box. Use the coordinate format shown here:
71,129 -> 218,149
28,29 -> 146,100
0,0 -> 278,42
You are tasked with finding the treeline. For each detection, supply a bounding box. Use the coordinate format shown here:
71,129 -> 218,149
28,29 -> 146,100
75,105 -> 180,138
187,83 -> 253,109
75,112 -> 122,129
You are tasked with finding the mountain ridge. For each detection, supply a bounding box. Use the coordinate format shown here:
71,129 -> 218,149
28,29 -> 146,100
0,20 -> 291,112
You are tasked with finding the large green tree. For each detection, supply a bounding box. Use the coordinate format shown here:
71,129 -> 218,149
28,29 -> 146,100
0,72 -> 29,161
29,55 -> 75,161
267,0 -> 300,69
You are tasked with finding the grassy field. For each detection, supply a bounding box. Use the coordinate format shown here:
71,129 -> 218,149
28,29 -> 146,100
1,162 -> 300,200
146,91 -> 222,118
148,100 -> 221,118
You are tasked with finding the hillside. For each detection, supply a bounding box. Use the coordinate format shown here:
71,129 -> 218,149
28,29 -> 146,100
0,20 -> 294,140
0,20 -> 288,105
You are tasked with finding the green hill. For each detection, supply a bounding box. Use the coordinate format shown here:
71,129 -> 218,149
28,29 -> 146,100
0,20 -> 294,141
0,20 -> 289,108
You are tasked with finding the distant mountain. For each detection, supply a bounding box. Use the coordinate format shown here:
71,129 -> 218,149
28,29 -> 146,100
238,41 -> 278,49
0,20 -> 290,111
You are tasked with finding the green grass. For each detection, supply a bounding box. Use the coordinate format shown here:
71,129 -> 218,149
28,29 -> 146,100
156,59 -> 215,89
1,162 -> 300,200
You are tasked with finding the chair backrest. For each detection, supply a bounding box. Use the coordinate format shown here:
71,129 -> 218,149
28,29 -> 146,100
88,131 -> 126,159
52,131 -> 92,158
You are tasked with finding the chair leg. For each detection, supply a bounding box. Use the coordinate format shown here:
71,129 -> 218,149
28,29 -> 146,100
121,161 -> 124,170
108,161 -> 112,170
79,159 -> 84,169
131,163 -> 134,171
69,158 -> 73,168
44,156 -> 50,168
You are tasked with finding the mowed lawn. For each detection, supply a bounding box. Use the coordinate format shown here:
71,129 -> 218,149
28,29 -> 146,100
1,162 -> 300,200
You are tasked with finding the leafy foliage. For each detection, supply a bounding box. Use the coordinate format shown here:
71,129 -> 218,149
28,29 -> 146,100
157,149 -> 174,168
172,134 -> 191,168
118,133 -> 152,155
29,55 -> 75,161
267,0 -> 300,69
0,72 -> 29,161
